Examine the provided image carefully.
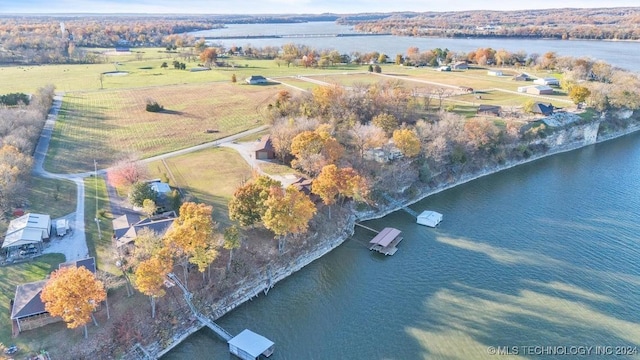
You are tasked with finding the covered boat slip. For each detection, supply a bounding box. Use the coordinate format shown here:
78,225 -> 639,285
228,329 -> 275,360
417,211 -> 443,227
369,227 -> 403,256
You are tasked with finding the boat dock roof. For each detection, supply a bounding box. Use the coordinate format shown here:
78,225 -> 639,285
369,227 -> 403,255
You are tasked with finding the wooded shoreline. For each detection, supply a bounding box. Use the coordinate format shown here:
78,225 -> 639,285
149,112 -> 640,358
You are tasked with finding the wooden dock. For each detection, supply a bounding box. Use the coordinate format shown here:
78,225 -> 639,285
355,222 -> 379,234
369,227 -> 403,256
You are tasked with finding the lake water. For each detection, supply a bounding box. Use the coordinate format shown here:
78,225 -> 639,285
165,128 -> 640,358
190,22 -> 640,72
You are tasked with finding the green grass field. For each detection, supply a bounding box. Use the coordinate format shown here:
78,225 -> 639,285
275,77 -> 319,92
147,147 -> 253,227
0,50 -> 371,94
0,254 -> 65,349
84,177 -> 115,274
43,82 -> 283,174
26,178 -> 77,219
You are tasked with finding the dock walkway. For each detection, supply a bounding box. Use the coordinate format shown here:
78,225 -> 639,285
167,273 -> 232,341
382,194 -> 418,218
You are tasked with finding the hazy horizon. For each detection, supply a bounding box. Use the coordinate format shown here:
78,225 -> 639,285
1,0 -> 638,15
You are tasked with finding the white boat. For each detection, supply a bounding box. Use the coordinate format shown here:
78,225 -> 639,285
417,211 -> 443,227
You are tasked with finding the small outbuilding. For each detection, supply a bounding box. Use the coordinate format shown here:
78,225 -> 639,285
534,77 -> 560,86
417,211 -> 443,227
246,75 -> 268,85
526,85 -> 554,95
452,61 -> 468,70
254,135 -> 275,160
513,73 -> 531,81
228,329 -> 275,360
150,181 -> 172,195
532,102 -> 555,116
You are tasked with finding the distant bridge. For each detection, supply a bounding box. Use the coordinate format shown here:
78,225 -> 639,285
205,33 -> 391,40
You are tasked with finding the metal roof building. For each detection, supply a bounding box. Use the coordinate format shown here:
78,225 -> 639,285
2,213 -> 51,249
228,329 -> 275,360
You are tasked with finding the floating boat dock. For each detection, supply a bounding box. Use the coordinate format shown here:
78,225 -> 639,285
417,210 -> 443,227
166,273 -> 274,359
369,227 -> 403,256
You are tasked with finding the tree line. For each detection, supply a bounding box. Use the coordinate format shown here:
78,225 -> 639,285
348,8 -> 640,40
0,16 -> 219,64
0,85 -> 55,218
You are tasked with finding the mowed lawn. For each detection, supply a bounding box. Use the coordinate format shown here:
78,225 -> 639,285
0,51 -> 371,94
0,254 -> 65,348
44,82 -> 282,174
147,147 -> 253,227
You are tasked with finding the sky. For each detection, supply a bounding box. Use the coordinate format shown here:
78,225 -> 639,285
0,0 -> 638,14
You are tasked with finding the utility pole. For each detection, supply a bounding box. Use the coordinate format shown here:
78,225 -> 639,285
94,159 -> 101,240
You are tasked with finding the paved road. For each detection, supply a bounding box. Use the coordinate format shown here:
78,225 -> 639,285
219,141 -> 299,187
32,94 -> 271,261
32,94 -> 89,261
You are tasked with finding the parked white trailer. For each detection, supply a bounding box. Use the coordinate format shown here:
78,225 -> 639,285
417,211 -> 443,227
56,219 -> 69,236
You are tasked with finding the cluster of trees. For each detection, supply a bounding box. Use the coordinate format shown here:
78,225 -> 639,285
108,157 -> 181,215
0,16 -> 218,64
351,8 -> 640,40
126,202 -> 221,317
228,175 -> 316,252
0,92 -> 29,106
0,85 -> 55,216
264,79 -> 544,198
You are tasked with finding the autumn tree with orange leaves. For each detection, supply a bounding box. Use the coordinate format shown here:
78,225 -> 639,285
134,248 -> 173,318
290,125 -> 343,175
263,186 -> 316,253
393,129 -> 422,158
228,175 -> 282,227
313,164 -> 368,218
41,266 -> 106,338
199,47 -> 218,67
164,202 -> 219,288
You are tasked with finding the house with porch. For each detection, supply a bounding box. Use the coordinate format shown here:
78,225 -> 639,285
112,211 -> 177,249
11,257 -> 96,333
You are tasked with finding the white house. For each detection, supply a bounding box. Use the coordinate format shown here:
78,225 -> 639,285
487,70 -> 503,76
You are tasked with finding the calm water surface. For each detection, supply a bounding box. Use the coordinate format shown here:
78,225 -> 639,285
165,131 -> 640,359
191,22 -> 640,72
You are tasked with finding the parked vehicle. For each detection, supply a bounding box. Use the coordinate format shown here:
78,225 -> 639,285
4,345 -> 18,355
